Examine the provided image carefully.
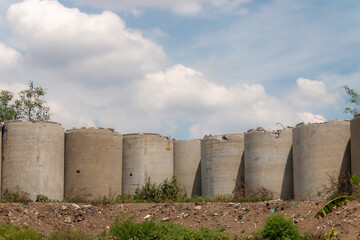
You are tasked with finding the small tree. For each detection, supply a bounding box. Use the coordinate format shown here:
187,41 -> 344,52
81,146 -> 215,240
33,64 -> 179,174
0,90 -> 18,122
14,81 -> 51,122
343,85 -> 359,116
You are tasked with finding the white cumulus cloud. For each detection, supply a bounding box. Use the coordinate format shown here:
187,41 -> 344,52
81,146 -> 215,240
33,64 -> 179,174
287,78 -> 339,109
0,42 -> 21,71
0,1 -> 342,139
7,0 -> 167,86
133,65 -> 328,138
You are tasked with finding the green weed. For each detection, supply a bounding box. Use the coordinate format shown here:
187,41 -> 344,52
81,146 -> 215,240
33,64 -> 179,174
2,188 -> 32,203
109,217 -> 232,240
0,221 -> 42,240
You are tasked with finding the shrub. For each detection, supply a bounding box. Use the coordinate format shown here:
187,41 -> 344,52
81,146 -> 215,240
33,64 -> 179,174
0,221 -> 42,240
47,228 -> 93,240
109,217 -> 232,240
35,194 -> 54,203
2,188 -> 32,203
134,176 -> 185,203
261,214 -> 300,240
245,214 -> 301,240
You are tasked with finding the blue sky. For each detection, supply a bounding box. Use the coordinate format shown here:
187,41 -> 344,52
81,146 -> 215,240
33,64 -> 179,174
0,0 -> 359,139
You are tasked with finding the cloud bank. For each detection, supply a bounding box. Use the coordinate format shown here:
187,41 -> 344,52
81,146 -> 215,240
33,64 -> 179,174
0,0 -> 345,139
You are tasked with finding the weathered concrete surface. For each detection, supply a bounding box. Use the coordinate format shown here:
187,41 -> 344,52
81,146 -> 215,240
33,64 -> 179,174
2,121 -> 64,201
293,120 -> 351,200
65,128 -> 122,200
244,127 -> 293,199
122,133 -> 173,195
173,139 -> 201,197
351,114 -> 360,181
201,134 -> 244,197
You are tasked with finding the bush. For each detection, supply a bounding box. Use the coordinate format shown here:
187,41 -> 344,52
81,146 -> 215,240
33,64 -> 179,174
134,176 -> 185,203
2,188 -> 32,203
109,217 -> 232,240
245,214 -> 301,240
261,214 -> 300,240
0,221 -> 42,240
47,228 -> 93,240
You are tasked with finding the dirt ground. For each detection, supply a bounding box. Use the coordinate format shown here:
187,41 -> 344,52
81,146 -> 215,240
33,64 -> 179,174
0,200 -> 359,239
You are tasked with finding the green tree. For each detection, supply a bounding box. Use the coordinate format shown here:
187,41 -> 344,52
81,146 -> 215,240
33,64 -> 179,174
14,81 -> 51,122
0,90 -> 18,122
343,85 -> 359,116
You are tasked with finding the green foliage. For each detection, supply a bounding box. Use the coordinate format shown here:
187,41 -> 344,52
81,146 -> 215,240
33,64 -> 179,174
261,214 -> 300,240
47,228 -> 93,240
343,85 -> 360,116
35,194 -> 57,203
323,228 -> 340,240
109,217 -> 232,240
0,222 -> 42,240
315,174 -> 360,218
0,81 -> 51,122
14,81 -> 51,121
244,214 -> 303,240
134,176 -> 185,203
1,189 -> 32,203
0,90 -> 18,122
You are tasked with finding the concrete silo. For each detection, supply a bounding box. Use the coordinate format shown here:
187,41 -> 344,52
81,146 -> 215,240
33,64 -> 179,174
122,133 -> 173,195
201,134 -> 244,197
2,121 -> 64,201
173,139 -> 201,197
65,128 -> 123,200
351,114 -> 360,179
293,120 -> 351,200
244,127 -> 293,200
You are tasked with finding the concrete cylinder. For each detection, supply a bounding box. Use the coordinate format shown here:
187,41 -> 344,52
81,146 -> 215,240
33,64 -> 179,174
351,114 -> 360,179
201,134 -> 244,197
122,133 -> 173,195
2,121 -> 64,201
293,120 -> 351,200
244,127 -> 293,199
173,139 -> 201,197
65,128 -> 122,200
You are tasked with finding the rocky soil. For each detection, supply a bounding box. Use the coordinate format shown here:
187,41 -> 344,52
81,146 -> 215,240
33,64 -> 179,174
0,200 -> 359,239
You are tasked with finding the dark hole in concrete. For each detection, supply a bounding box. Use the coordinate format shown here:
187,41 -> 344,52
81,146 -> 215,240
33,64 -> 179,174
130,173 -> 133,176
76,170 -> 80,174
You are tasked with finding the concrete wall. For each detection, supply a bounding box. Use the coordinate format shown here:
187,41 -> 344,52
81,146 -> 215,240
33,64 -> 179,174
64,128 -> 122,200
351,114 -> 360,180
201,134 -> 244,197
122,133 -> 173,195
244,127 -> 293,199
2,121 -> 64,201
173,139 -> 201,197
293,120 -> 351,200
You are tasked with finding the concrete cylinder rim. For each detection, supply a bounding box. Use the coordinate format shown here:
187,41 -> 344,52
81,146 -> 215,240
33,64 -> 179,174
66,128 -> 121,135
3,120 -> 62,125
295,119 -> 350,128
202,133 -> 244,139
246,127 -> 293,134
123,133 -> 166,137
173,139 -> 201,142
